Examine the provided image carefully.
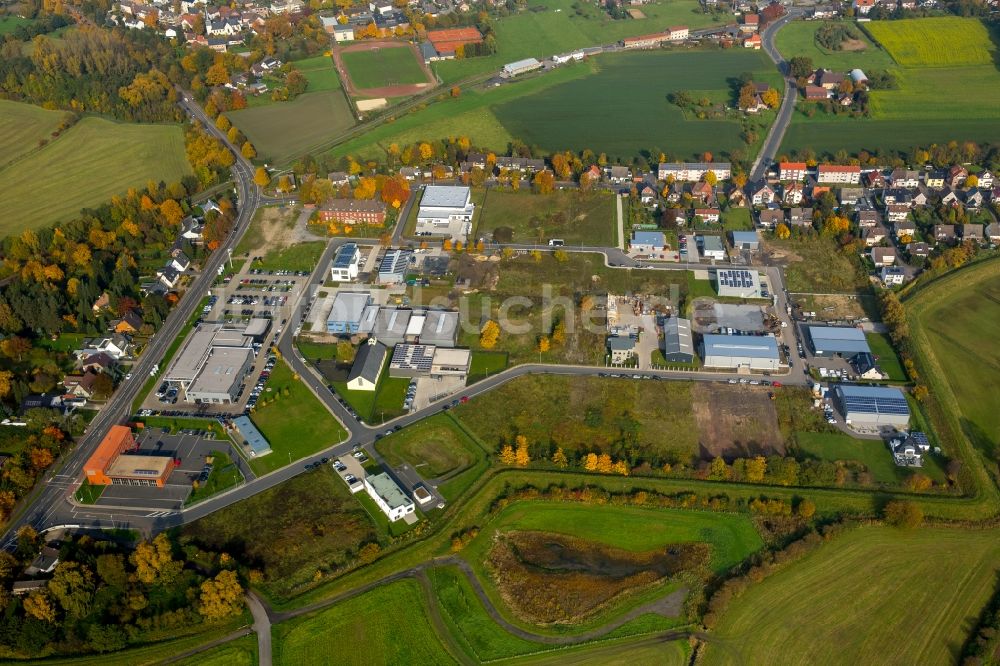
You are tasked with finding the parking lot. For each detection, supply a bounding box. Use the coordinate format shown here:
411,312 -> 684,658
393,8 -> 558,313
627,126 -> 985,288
92,429 -> 248,510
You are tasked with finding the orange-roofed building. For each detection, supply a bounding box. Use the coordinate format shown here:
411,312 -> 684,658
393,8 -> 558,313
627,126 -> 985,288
83,426 -> 173,487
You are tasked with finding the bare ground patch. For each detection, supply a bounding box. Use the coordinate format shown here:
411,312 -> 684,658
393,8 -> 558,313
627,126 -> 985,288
242,206 -> 321,256
692,383 -> 785,459
840,38 -> 867,51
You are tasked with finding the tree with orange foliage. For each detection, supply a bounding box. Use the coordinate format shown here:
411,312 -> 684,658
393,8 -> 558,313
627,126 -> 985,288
29,447 -> 54,472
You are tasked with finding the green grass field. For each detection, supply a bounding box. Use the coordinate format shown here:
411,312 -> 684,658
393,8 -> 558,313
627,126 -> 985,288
230,89 -> 355,164
432,0 -> 725,83
375,413 -> 483,478
865,17 -> 996,67
468,351 -> 509,383
273,579 -> 457,665
494,50 -> 779,161
765,235 -> 870,294
775,20 -> 894,71
477,189 -> 616,246
0,99 -> 69,166
186,450 -> 243,505
295,54 -> 343,93
249,359 -> 348,474
704,526 -> 1000,666
0,15 -> 32,34
342,45 -> 427,90
0,112 -> 190,233
912,261 -> 1000,461
174,634 -> 258,666
454,374 -> 699,467
793,431 -> 903,485
781,118 -> 1000,156
333,358 -> 409,425
482,502 -> 763,573
256,240 -> 326,272
865,332 -> 906,381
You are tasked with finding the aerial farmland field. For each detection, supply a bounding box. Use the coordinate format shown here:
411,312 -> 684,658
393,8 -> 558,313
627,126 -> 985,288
704,526 -> 1000,666
865,17 -> 996,67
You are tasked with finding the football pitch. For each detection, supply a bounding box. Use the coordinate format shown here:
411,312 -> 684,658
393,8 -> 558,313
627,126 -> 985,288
341,45 -> 428,90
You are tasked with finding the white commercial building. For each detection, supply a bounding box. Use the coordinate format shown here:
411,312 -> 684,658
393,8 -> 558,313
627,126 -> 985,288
502,57 -> 542,77
164,323 -> 255,403
416,186 -> 475,238
365,472 -> 416,521
330,242 -> 361,282
701,334 -> 780,371
715,268 -> 762,298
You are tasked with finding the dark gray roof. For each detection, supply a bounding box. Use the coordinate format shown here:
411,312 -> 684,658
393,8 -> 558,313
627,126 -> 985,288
349,340 -> 387,384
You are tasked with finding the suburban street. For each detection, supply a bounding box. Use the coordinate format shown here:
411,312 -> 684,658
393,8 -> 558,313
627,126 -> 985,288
2,13 -> 815,543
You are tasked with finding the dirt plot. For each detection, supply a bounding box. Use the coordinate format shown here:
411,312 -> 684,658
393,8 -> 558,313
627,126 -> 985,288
692,383 -> 785,459
486,530 -> 704,625
237,206 -> 319,257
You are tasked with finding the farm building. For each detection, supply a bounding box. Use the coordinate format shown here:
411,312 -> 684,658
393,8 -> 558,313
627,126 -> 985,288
715,268 -> 762,298
662,316 -> 694,363
835,384 -> 910,427
327,291 -> 373,335
347,338 -> 387,391
502,58 -> 542,77
806,325 -> 871,358
701,334 -> 780,371
330,242 -> 361,282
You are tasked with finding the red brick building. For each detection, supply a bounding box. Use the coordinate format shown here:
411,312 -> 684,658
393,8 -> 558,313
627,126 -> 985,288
317,199 -> 388,225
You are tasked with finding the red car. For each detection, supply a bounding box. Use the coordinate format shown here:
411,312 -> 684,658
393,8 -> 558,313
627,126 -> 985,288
459,396 -> 469,404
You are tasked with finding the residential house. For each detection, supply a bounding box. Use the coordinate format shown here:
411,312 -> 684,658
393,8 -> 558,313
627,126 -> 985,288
885,204 -> 910,224
727,186 -> 747,207
804,85 -> 829,101
788,207 -> 813,226
893,218 -> 916,239
399,166 -> 421,181
965,188 -> 985,209
112,311 -> 144,335
630,231 -> 666,254
941,189 -> 961,207
883,189 -> 912,207
854,0 -> 877,14
862,224 -> 888,247
757,209 -> 784,229
957,224 -> 984,243
881,266 -> 906,286
983,222 -> 1000,244
740,12 -> 759,32
328,171 -> 350,187
864,171 -> 886,189
783,182 -> 804,205
925,170 -> 946,188
690,181 -> 714,204
81,352 -> 116,374
750,182 -> 777,206
948,165 -> 968,188
63,372 -> 99,399
817,165 -> 861,185
907,242 -> 931,258
933,224 -> 956,242
912,188 -> 929,207
870,247 -> 897,266
857,209 -> 881,228
157,265 -> 180,289
889,168 -> 919,189
977,169 -> 994,189
839,187 -> 865,206
607,336 -> 636,364
92,293 -> 110,313
779,162 -> 807,181
607,165 -> 631,184
815,69 -> 845,90
694,208 -> 721,224
850,352 -> 885,381
667,209 -> 688,226
639,185 -> 658,206
25,546 -> 61,576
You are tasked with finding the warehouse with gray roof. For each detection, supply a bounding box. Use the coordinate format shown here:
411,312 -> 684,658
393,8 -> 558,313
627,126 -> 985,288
662,316 -> 694,363
835,385 -> 910,427
701,334 -> 780,371
806,325 -> 871,358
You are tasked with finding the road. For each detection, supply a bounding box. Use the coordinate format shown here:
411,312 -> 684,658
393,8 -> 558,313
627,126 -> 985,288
0,94 -> 262,548
750,8 -> 805,183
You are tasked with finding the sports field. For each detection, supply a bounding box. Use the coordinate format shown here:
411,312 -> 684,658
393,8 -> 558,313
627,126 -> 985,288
0,113 -> 191,234
704,526 -> 1000,666
272,580 -> 457,665
229,89 -> 355,164
433,0 -> 726,82
911,260 -> 1000,461
494,50 -> 780,160
341,45 -> 427,90
477,189 -> 616,246
866,17 -> 996,67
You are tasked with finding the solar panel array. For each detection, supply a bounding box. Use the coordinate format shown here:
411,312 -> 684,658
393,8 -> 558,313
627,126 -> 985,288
391,344 -> 434,372
718,269 -> 756,289
842,393 -> 910,416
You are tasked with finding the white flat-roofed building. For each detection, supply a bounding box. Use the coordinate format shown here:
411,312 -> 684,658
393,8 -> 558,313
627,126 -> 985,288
185,346 -> 254,403
715,268 -> 762,298
431,347 -> 470,377
365,472 -> 415,521
701,334 -> 780,371
416,186 -> 475,237
330,242 -> 361,282
502,57 -> 542,76
657,162 -> 732,182
405,314 -> 426,340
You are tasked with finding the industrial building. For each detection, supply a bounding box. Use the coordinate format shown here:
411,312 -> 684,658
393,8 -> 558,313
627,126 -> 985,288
348,338 -> 387,391
415,186 -> 475,236
327,292 -> 373,335
430,348 -> 471,377
701,334 -> 780,371
232,415 -> 271,457
330,243 -> 361,282
419,310 -> 459,347
502,57 -> 542,77
389,344 -> 435,378
835,385 -> 911,427
377,249 -> 414,284
84,426 -> 175,487
607,336 -> 636,364
730,230 -> 761,251
364,472 -> 415,522
163,323 -> 256,404
806,325 -> 871,358
715,269 -> 762,299
372,308 -> 411,346
662,316 -> 694,363
698,235 -> 726,261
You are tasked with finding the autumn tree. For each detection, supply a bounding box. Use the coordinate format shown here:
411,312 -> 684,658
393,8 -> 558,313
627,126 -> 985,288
159,199 -> 184,226
215,114 -> 231,132
29,447 -> 54,472
761,87 -> 780,108
745,456 -> 767,483
254,167 -> 271,187
797,499 -> 816,519
551,448 -> 568,468
23,590 -> 56,622
241,141 -> 257,160
553,249 -> 569,262
49,561 -> 95,620
514,435 -> 530,467
499,444 -> 516,465
583,452 -> 598,471
704,171 -> 718,186
883,500 -> 923,529
479,320 -> 500,349
533,170 -> 555,194
775,223 -> 791,239
611,459 -> 629,476
199,570 -> 244,619
131,533 -> 182,585
537,336 -> 550,353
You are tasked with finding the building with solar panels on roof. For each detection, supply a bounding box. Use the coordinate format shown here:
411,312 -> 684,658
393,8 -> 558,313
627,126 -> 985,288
834,384 -> 910,427
715,268 -> 762,298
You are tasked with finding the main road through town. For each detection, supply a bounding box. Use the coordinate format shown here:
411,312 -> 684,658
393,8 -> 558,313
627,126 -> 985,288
3,16 -> 810,542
